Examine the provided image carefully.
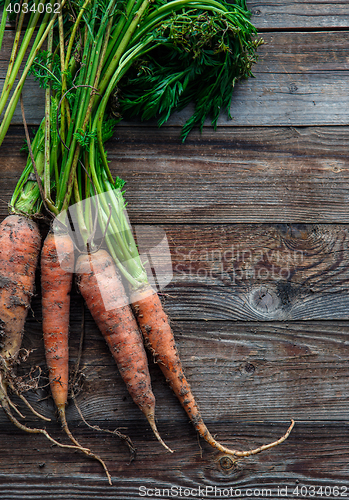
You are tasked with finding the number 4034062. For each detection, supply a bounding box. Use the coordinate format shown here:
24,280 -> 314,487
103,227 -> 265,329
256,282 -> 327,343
6,3 -> 61,14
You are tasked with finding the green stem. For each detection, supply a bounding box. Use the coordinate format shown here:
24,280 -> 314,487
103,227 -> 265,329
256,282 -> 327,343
0,0 -> 10,54
94,38 -> 155,179
0,0 -> 42,115
58,9 -> 67,154
44,27 -> 54,204
73,176 -> 89,246
64,0 -> 92,70
0,0 -> 64,147
0,6 -> 25,104
98,0 -> 150,96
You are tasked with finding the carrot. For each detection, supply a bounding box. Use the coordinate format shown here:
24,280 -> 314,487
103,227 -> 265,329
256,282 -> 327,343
41,231 -> 112,484
131,285 -> 295,458
41,231 -> 73,426
75,249 -> 172,453
0,215 -> 41,363
0,215 -> 112,457
0,215 -> 52,422
0,214 -> 42,415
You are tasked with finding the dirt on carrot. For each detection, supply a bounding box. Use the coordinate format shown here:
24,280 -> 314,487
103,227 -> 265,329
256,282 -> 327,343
0,215 -> 41,364
75,249 -> 172,453
0,215 -> 59,432
41,231 -> 112,484
41,231 -> 73,415
131,285 -> 294,459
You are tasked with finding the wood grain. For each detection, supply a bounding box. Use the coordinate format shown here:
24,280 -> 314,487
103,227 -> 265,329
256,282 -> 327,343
3,125 -> 349,224
19,305 -> 349,423
249,1 -> 349,30
160,223 -> 349,321
3,1 -> 349,30
0,424 -> 349,497
3,31 -> 349,126
1,306 -> 349,493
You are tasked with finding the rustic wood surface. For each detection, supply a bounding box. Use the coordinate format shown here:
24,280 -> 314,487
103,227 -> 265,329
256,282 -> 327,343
5,30 -> 349,126
1,2 -> 349,499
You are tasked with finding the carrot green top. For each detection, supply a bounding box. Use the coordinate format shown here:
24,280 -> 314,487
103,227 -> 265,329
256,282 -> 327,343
3,0 -> 261,287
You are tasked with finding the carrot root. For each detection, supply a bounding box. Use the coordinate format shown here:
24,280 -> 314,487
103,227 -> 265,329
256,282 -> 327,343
58,405 -> 112,485
72,395 -> 137,460
144,408 -> 174,453
0,377 -> 97,454
76,250 -> 171,453
9,384 -> 51,422
131,286 -> 294,458
41,232 -> 112,483
41,232 -> 73,412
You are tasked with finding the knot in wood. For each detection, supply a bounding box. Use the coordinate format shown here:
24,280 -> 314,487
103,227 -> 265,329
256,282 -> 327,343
250,286 -> 281,314
219,456 -> 235,470
244,362 -> 255,374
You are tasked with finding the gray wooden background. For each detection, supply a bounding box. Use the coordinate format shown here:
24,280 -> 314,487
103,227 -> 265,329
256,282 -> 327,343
1,1 -> 349,498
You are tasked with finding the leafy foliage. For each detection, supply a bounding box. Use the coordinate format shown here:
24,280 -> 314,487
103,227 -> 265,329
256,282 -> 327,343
29,51 -> 74,103
101,118 -> 120,143
118,2 -> 262,140
73,128 -> 97,151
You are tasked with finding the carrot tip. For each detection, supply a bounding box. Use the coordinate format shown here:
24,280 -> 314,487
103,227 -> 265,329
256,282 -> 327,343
147,414 -> 174,453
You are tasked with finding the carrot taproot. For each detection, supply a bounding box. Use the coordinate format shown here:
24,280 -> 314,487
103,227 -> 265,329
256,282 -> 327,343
0,214 -> 43,418
75,249 -> 172,453
131,286 -> 294,458
41,231 -> 72,418
0,215 -> 103,453
0,215 -> 55,424
41,231 -> 112,484
0,215 -> 41,363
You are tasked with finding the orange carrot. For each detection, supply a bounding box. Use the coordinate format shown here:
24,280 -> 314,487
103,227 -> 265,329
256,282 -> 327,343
0,215 -> 41,364
131,286 -> 294,458
75,249 -> 172,453
0,214 -> 41,413
41,231 -> 112,484
0,215 -> 53,424
41,231 -> 73,427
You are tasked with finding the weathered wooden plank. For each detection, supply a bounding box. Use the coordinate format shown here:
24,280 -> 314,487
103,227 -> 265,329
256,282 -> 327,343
107,125 -> 349,224
0,424 -> 349,498
158,223 -> 349,321
17,302 -> 349,423
1,310 -> 349,494
3,0 -> 349,31
56,317 -> 349,422
0,424 -> 348,499
0,469 -> 349,500
3,125 -> 349,224
249,1 -> 349,30
2,31 -> 349,126
2,188 -> 349,320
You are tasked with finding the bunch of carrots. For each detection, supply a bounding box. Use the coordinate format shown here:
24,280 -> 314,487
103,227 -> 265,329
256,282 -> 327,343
0,0 -> 294,483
